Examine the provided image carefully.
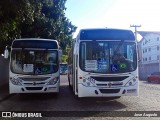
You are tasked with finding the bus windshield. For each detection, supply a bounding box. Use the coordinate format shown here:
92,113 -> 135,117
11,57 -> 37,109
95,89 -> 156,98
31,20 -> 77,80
79,41 -> 137,73
11,49 -> 59,74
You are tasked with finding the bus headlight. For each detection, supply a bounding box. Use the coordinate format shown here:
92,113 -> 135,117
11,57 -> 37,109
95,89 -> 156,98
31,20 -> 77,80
47,77 -> 59,85
125,78 -> 137,87
82,77 -> 95,87
10,77 -> 22,86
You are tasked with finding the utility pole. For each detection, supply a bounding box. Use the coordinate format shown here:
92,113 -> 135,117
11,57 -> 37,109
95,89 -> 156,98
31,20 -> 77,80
130,24 -> 141,41
130,24 -> 142,65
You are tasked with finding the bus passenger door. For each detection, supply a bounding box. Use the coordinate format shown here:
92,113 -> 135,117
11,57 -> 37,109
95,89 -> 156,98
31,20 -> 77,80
73,54 -> 76,93
73,53 -> 78,95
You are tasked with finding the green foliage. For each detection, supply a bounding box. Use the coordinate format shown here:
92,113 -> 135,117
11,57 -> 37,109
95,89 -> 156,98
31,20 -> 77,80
61,54 -> 68,63
0,0 -> 77,54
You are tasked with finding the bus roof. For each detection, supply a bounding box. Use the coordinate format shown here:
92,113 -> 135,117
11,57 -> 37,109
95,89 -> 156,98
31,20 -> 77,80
14,38 -> 57,42
78,28 -> 135,41
80,28 -> 130,30
12,38 -> 59,49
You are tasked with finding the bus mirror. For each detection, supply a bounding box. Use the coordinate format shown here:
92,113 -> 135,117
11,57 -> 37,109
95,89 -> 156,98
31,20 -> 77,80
4,46 -> 9,59
59,50 -> 62,56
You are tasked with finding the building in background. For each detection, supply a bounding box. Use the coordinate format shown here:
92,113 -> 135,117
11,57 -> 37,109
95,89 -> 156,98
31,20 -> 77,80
138,31 -> 160,80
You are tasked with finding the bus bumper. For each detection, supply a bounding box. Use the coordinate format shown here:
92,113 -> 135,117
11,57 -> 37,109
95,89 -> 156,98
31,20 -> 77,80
78,82 -> 138,97
9,82 -> 60,94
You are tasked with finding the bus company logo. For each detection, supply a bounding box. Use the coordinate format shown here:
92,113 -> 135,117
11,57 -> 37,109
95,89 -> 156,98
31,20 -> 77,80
108,83 -> 112,88
33,82 -> 36,86
2,112 -> 11,117
1,112 -> 42,118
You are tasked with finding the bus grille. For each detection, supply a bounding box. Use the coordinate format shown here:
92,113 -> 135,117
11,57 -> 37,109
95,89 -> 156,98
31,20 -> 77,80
19,77 -> 50,81
24,82 -> 45,85
99,89 -> 120,94
91,76 -> 128,82
25,87 -> 43,90
96,82 -> 123,86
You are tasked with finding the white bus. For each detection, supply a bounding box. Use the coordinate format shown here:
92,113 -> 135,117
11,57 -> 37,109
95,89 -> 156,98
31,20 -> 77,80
4,38 -> 61,94
68,28 -> 139,97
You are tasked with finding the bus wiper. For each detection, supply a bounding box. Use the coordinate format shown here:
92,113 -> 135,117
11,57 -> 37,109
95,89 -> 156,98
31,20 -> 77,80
113,40 -> 124,55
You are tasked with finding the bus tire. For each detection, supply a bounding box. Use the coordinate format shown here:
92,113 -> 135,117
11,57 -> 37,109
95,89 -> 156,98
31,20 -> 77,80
108,96 -> 121,100
68,76 -> 71,87
53,92 -> 59,97
114,96 -> 121,99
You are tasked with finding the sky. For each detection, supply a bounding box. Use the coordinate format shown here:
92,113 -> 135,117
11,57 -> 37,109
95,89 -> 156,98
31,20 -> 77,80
65,0 -> 160,40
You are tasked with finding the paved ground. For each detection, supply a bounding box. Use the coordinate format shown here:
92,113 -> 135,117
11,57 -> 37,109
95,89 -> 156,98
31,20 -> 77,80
0,75 -> 160,120
0,83 -> 10,102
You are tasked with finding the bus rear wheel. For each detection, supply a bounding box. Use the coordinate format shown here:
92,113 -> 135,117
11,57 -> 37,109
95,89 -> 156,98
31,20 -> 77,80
68,76 -> 72,88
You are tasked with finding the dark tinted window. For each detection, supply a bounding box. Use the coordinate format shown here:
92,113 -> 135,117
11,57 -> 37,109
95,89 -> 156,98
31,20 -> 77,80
12,40 -> 58,49
80,29 -> 135,40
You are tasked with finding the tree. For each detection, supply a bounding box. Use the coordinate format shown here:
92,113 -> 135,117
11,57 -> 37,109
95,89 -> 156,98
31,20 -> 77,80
0,0 -> 77,54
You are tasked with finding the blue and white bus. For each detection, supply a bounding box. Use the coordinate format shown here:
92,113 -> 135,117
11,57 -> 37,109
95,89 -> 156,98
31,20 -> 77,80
68,28 -> 139,97
5,38 -> 61,94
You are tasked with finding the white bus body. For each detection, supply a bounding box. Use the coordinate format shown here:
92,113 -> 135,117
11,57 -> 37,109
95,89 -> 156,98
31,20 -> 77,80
68,28 -> 139,97
9,38 -> 61,94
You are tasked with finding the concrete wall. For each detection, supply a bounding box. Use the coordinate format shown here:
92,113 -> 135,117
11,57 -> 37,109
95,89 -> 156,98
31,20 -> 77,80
0,56 -> 9,87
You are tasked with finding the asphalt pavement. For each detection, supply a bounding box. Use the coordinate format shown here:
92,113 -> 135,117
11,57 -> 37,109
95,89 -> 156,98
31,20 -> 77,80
0,83 -> 11,102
